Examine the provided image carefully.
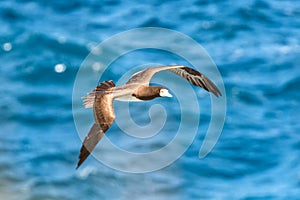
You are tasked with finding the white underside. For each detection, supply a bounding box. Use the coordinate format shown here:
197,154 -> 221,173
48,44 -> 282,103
114,94 -> 142,102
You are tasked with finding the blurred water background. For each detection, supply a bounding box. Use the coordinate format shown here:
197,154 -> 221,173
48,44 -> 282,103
1,0 -> 300,199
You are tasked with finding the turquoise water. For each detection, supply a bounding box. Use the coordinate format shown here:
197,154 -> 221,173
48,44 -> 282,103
1,0 -> 300,199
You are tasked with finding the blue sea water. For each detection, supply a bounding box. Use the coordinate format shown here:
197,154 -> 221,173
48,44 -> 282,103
1,0 -> 300,199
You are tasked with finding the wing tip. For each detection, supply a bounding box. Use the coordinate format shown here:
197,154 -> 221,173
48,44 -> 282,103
210,85 -> 222,97
202,75 -> 222,98
76,145 -> 92,170
76,159 -> 84,170
76,148 -> 87,170
212,89 -> 222,97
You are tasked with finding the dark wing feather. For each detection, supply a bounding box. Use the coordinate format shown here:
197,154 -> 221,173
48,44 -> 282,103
76,81 -> 116,169
167,67 -> 222,97
125,65 -> 221,97
76,123 -> 104,169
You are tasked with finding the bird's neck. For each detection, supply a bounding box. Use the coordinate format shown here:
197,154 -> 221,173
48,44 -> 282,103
133,86 -> 162,100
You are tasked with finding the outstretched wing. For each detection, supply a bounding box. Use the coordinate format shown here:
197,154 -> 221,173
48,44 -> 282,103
126,65 -> 221,97
76,123 -> 104,169
167,66 -> 222,97
125,67 -> 161,86
77,81 -> 116,169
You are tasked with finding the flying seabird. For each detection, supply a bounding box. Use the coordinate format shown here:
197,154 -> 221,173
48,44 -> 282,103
76,65 -> 222,169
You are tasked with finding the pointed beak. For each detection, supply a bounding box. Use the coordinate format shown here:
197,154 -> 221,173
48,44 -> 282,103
165,91 -> 173,98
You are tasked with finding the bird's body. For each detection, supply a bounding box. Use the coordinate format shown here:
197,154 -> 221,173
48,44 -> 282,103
76,65 -> 221,169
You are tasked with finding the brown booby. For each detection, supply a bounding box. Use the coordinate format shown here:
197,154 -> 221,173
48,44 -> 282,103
76,65 -> 222,169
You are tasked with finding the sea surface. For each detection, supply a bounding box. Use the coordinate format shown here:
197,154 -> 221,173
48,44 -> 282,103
1,0 -> 300,199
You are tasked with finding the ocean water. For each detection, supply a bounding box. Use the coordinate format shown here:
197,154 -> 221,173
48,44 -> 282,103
1,0 -> 300,199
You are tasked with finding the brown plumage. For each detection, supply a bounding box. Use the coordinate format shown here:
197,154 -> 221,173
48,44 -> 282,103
127,66 -> 221,97
76,65 -> 222,169
76,81 -> 116,169
132,86 -> 165,100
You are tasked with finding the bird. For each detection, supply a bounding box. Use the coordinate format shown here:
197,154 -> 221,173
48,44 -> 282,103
76,65 -> 222,169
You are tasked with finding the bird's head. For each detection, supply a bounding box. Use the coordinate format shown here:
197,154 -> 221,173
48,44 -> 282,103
159,88 -> 173,98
